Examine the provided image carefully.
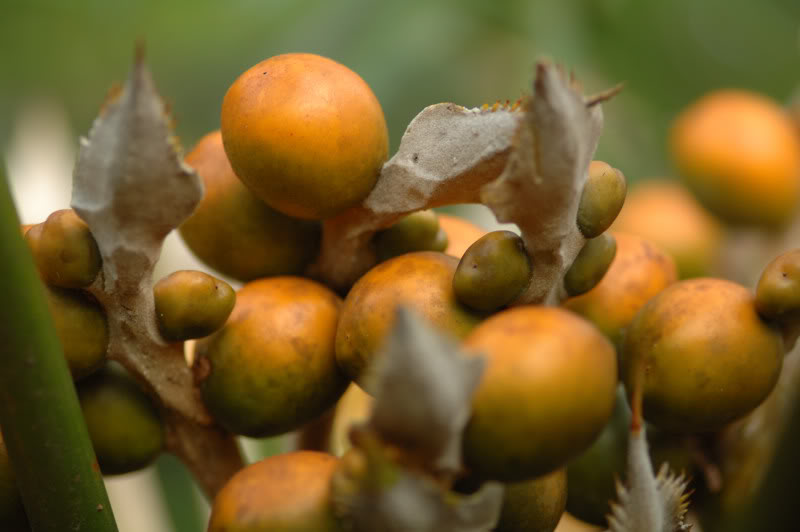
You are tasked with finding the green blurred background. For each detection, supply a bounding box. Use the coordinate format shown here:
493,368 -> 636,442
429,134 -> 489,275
2,0 -> 799,182
1,1 -> 799,531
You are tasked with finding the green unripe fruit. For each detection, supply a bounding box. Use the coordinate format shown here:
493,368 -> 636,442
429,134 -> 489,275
755,249 -> 800,321
0,432 -> 30,531
154,270 -> 235,341
196,277 -> 348,437
180,131 -> 321,282
25,209 -> 101,288
453,231 -> 531,312
374,210 -> 444,261
45,286 -> 108,380
566,388 -> 629,525
431,227 -> 449,252
577,161 -> 626,239
564,233 -> 617,297
77,363 -> 165,475
495,469 -> 567,532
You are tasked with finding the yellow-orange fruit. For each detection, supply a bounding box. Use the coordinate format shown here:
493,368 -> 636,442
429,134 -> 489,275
623,278 -> 783,432
670,89 -> 800,228
611,179 -> 723,278
180,131 -> 320,281
462,307 -> 617,482
209,451 -> 345,532
335,252 -> 484,383
495,469 -> 568,532
221,53 -> 389,220
196,277 -> 348,437
563,233 -> 678,348
438,214 -> 487,258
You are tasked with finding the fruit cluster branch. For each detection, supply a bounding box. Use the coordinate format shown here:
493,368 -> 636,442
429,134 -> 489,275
311,62 -> 608,305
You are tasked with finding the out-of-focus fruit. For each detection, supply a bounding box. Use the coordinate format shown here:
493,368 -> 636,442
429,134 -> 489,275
221,53 -> 389,220
196,277 -> 347,437
45,286 -> 108,380
563,233 -> 677,348
611,179 -> 723,278
374,210 -> 446,261
623,278 -> 783,432
77,364 -> 165,475
180,131 -> 321,281
208,451 -> 345,532
453,231 -> 531,312
495,468 -> 568,532
462,306 -> 617,482
153,270 -> 235,341
329,383 -> 373,457
438,214 -> 487,258
670,89 -> 800,228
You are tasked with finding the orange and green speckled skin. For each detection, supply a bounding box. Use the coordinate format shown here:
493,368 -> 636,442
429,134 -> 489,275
462,306 -> 617,482
180,131 -> 320,282
208,451 -> 345,532
221,53 -> 389,220
495,468 -> 567,532
623,278 -> 783,433
196,277 -> 348,437
563,232 -> 678,349
335,251 -> 485,384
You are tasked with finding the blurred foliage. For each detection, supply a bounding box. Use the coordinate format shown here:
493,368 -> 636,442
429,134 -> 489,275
1,0 -> 798,183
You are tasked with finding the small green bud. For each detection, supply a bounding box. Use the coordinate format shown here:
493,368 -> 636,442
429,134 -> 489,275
154,270 -> 235,342
564,233 -> 617,297
453,231 -> 531,312
46,286 -> 108,380
577,161 -> 626,238
25,209 -> 101,288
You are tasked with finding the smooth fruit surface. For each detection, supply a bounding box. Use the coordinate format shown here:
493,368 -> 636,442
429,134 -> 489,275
25,209 -> 101,288
209,451 -> 344,532
755,249 -> 800,321
563,233 -> 617,297
180,131 -> 321,281
438,214 -> 487,258
577,161 -> 627,239
623,278 -> 783,432
374,210 -> 446,261
154,270 -> 235,341
462,306 -> 617,482
495,468 -> 567,532
611,179 -> 723,278
221,53 -> 389,220
563,233 -> 677,348
196,277 -> 348,437
335,252 -> 484,382
78,363 -> 165,475
454,230 -> 531,311
46,286 -> 108,380
670,89 -> 800,227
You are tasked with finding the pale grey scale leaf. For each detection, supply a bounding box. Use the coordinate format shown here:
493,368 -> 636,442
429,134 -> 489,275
364,307 -> 486,474
605,427 -> 692,532
339,466 -> 504,532
71,51 -> 202,279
